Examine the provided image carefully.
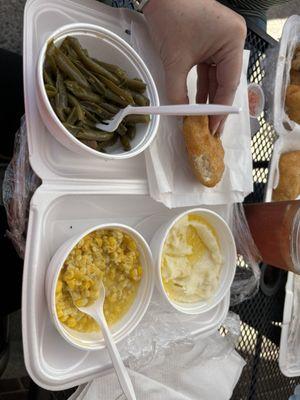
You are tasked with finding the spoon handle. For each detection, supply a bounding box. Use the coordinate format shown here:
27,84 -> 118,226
96,312 -> 136,400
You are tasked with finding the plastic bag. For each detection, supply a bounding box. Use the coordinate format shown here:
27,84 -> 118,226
229,203 -> 261,306
119,307 -> 241,372
2,116 -> 41,258
285,274 -> 300,372
262,42 -> 280,127
118,296 -> 195,371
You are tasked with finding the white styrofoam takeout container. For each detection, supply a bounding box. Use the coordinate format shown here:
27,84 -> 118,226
36,23 -> 160,160
274,15 -> 300,137
46,223 -> 154,351
265,16 -> 300,378
23,0 -> 231,390
150,208 -> 236,315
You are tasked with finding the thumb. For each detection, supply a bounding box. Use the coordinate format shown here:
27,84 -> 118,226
164,64 -> 189,104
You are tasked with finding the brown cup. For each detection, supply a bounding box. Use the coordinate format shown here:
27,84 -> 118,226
244,200 -> 300,273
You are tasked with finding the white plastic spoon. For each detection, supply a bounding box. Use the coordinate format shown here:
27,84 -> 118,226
70,282 -> 136,400
96,103 -> 241,132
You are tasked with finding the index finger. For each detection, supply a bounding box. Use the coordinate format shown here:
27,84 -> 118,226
209,48 -> 244,135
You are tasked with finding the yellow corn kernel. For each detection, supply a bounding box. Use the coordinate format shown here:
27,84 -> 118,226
63,270 -> 74,281
75,298 -> 88,307
56,280 -> 63,293
67,279 -> 76,290
67,317 -> 77,328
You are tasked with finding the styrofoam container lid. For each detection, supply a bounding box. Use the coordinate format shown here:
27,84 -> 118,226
274,15 -> 300,137
150,208 -> 237,315
45,223 -> 154,350
36,23 -> 160,160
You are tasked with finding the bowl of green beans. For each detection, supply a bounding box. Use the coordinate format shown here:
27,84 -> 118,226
37,23 -> 160,159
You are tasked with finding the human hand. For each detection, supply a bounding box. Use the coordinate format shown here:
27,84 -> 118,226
143,0 -> 247,135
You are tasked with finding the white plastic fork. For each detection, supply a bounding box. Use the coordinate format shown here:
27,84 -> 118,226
96,104 -> 241,132
70,281 -> 136,400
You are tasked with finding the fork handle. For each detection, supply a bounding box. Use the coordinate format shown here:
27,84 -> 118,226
126,104 -> 240,116
96,312 -> 136,400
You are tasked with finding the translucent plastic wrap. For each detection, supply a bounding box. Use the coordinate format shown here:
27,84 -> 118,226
119,296 -> 195,371
285,275 -> 300,372
2,116 -> 41,258
229,203 -> 261,306
262,43 -> 280,126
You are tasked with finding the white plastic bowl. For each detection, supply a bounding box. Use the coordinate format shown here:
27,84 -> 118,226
45,223 -> 154,351
36,23 -> 160,159
150,208 -> 237,315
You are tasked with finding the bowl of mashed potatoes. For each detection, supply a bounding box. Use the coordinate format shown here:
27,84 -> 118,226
46,223 -> 154,350
150,209 -> 236,314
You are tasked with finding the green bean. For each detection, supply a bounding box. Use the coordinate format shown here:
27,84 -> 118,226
67,94 -> 85,121
131,91 -> 150,106
66,37 -> 120,84
56,71 -> 68,109
87,75 -> 107,96
96,75 -> 134,104
54,47 -> 89,89
80,139 -> 98,150
55,103 -> 65,122
45,41 -> 57,75
65,80 -> 102,103
124,114 -> 150,124
45,84 -> 57,98
60,38 -> 78,59
44,69 -> 54,86
125,78 -> 147,93
101,102 -> 119,115
80,101 -> 113,120
63,123 -> 82,135
115,123 -> 127,136
104,89 -> 128,107
120,135 -> 131,151
55,71 -> 68,121
76,129 -> 114,142
66,107 -> 78,125
126,124 -> 136,140
98,134 -> 118,149
93,59 -> 127,80
60,38 -> 69,55
71,59 -> 107,96
82,110 -> 99,125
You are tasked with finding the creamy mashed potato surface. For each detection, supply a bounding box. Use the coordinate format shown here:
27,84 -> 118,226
161,214 -> 223,303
